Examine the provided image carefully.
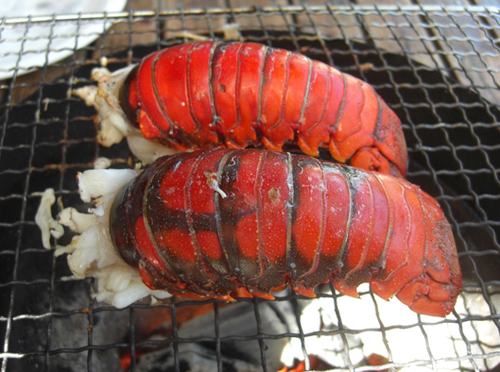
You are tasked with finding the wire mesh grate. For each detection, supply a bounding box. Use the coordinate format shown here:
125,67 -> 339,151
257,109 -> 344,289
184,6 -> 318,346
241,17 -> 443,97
1,4 -> 500,372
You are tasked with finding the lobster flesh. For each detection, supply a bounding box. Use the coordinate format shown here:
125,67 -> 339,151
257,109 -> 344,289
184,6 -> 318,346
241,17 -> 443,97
75,41 -> 407,177
109,148 -> 461,317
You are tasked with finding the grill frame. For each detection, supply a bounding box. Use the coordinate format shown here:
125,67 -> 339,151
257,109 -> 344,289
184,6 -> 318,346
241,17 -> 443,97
1,4 -> 500,371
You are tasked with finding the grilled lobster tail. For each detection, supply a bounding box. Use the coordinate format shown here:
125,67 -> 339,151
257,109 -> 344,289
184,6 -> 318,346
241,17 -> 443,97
109,148 -> 461,317
119,41 -> 407,177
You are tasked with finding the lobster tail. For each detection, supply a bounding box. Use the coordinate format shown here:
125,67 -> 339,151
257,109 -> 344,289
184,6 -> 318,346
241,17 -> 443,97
111,41 -> 407,177
109,148 -> 460,316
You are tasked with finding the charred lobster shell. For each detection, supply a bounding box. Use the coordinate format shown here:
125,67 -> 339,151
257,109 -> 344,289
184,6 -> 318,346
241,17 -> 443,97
109,148 -> 461,317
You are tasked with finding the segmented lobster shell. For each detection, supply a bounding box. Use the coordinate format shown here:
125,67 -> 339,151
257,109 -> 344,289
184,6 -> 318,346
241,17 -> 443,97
109,148 -> 461,317
120,41 -> 407,177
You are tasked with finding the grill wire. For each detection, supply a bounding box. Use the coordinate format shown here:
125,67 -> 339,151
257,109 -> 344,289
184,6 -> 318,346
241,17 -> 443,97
1,4 -> 500,372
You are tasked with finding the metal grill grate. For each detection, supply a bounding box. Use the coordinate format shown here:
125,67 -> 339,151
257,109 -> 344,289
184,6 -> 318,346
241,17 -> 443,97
1,4 -> 500,371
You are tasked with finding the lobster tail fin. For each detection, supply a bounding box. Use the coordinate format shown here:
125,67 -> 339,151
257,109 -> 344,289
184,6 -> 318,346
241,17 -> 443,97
350,147 -> 403,178
396,198 -> 462,317
396,272 -> 461,317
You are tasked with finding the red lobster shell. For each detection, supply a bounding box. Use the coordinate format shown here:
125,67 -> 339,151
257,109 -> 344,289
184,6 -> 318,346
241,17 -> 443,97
109,148 -> 461,317
119,41 -> 407,177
